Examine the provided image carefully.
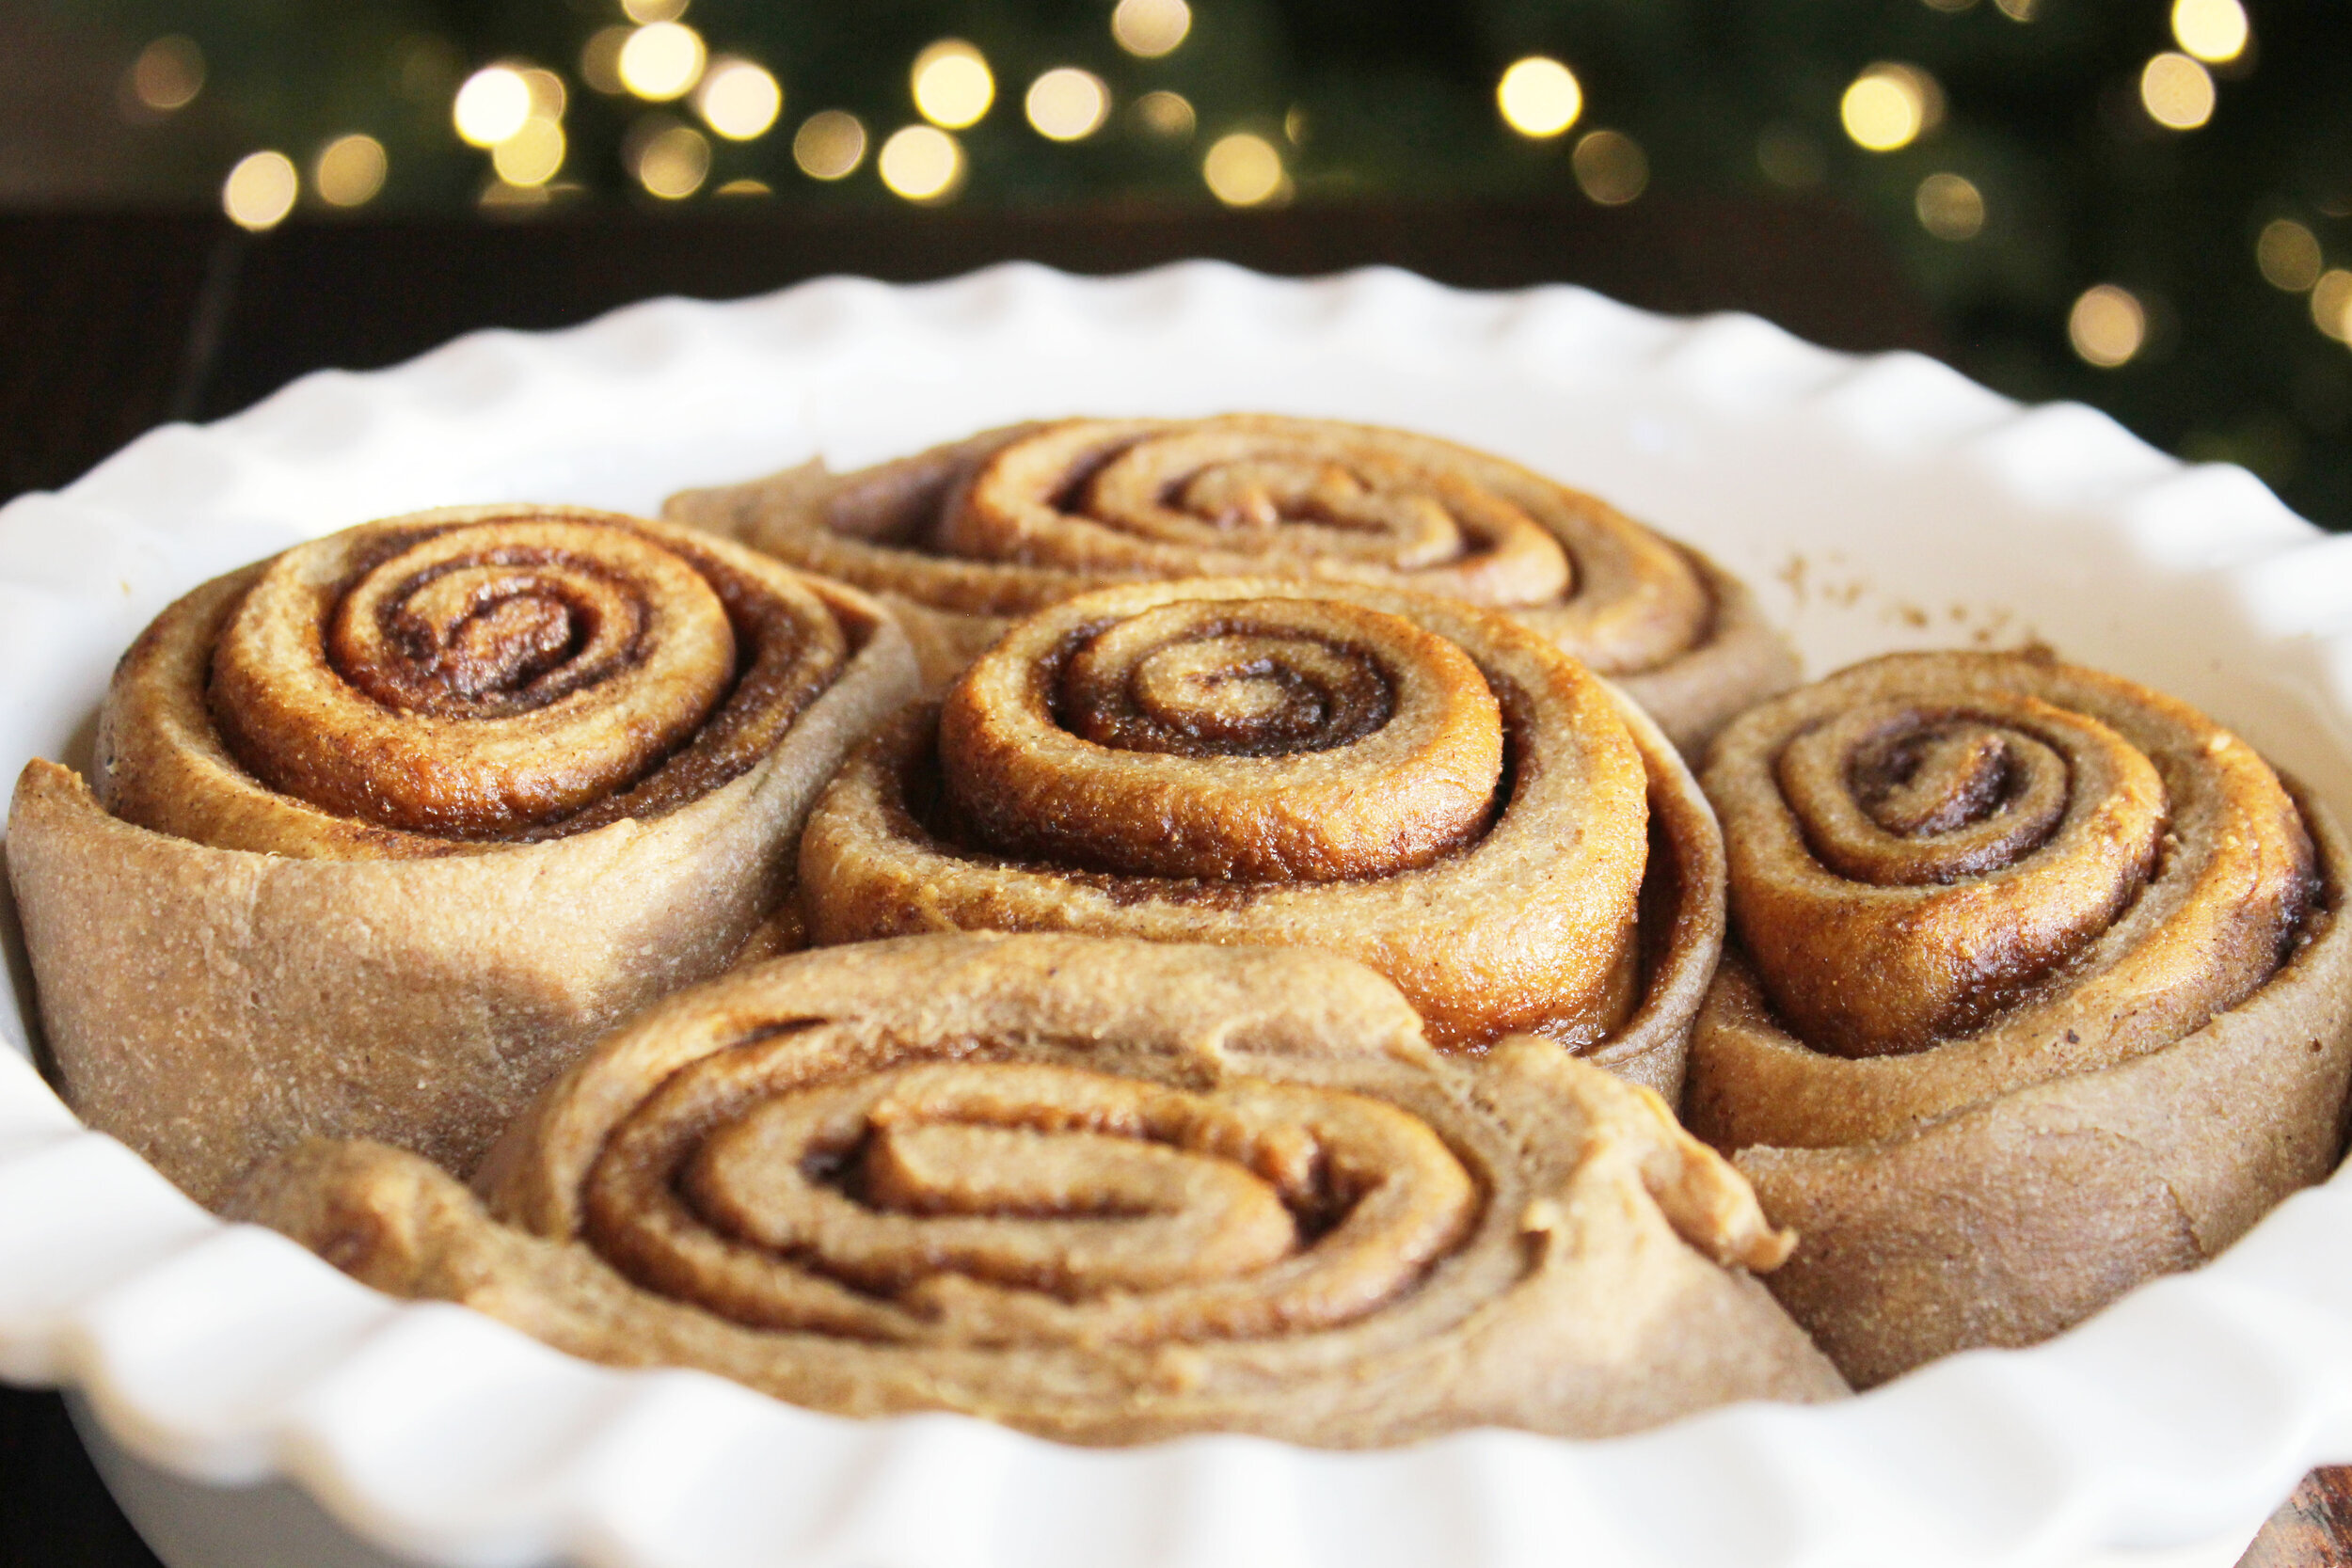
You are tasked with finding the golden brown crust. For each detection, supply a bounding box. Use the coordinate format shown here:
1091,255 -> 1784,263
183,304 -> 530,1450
1683,652 -> 2352,1386
5,507 -> 921,1206
794,578 -> 1724,1085
230,934 -> 1845,1447
662,417 -> 1797,752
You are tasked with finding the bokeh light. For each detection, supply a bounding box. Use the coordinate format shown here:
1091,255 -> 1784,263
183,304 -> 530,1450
1915,173 -> 1985,240
1496,56 -> 1582,139
879,125 -> 963,200
492,118 -> 565,186
2140,53 -> 2216,131
517,68 -> 565,121
222,150 -> 298,231
1994,0 -> 2039,17
620,0 -> 687,21
1026,68 -> 1110,141
913,40 -> 993,130
2259,220 -> 2324,293
580,28 -> 629,95
715,179 -> 771,198
2070,285 -> 2147,367
619,23 -> 707,103
634,122 -> 709,198
2313,271 -> 2352,343
129,37 -> 204,113
2171,0 -> 2249,64
697,59 -> 782,140
312,134 -> 388,208
1841,63 -> 1941,151
1112,0 -> 1192,59
1134,90 -> 1195,139
1202,133 -> 1284,206
794,111 -> 868,180
453,67 -> 532,148
1571,130 -> 1647,205
1756,126 -> 1826,188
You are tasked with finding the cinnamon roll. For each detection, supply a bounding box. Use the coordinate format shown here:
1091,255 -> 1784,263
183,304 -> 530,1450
5,506 -> 919,1206
230,935 -> 1845,1446
796,578 -> 1725,1091
664,416 -> 1795,752
1684,651 -> 2352,1386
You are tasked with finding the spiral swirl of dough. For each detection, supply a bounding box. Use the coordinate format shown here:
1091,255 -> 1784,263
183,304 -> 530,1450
664,416 -> 1796,751
230,936 -> 1843,1445
798,578 -> 1725,1082
99,506 -> 851,857
1683,652 -> 2352,1386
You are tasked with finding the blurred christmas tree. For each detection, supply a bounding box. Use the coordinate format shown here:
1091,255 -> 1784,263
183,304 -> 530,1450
31,0 -> 2352,529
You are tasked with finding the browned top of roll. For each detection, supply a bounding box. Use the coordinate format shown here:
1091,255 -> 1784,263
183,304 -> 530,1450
230,935 -> 1842,1446
665,415 -> 1727,678
1692,649 -> 2320,1146
98,505 -> 857,859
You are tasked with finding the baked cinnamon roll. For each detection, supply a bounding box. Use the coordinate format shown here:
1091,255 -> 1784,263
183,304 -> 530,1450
796,578 -> 1725,1091
6,505 -> 918,1205
664,417 -> 1795,752
1684,651 -> 2352,1386
231,935 -> 1845,1446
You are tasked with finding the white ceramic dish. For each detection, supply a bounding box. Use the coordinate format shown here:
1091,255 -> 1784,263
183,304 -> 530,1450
5,261 -> 2352,1568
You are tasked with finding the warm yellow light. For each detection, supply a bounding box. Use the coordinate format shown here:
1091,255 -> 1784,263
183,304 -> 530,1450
580,27 -> 630,95
453,66 -> 532,147
1112,0 -> 1191,58
793,111 -> 868,179
2259,220 -> 2324,293
1496,56 -> 1582,139
1841,63 -> 1939,151
634,123 -> 709,198
1202,132 -> 1284,206
130,36 -> 204,113
697,58 -> 782,139
1571,129 -> 1647,205
1134,89 -> 1195,138
2314,271 -> 2352,343
621,0 -> 687,21
493,118 -> 565,185
517,68 -> 565,122
619,23 -> 706,103
313,134 -> 388,208
879,124 -> 964,200
2069,285 -> 2147,368
912,40 -> 993,129
479,181 -> 550,212
1994,0 -> 2038,16
1915,172 -> 1985,240
1025,68 -> 1109,141
715,178 -> 771,197
1921,0 -> 1976,11
2171,0 -> 2249,63
222,150 -> 298,231
2140,53 -> 2216,130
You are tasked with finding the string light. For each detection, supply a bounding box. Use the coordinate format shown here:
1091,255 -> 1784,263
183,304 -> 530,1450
1112,0 -> 1191,59
580,28 -> 630,95
2258,220 -> 2324,293
1134,90 -> 1195,138
1841,63 -> 1942,151
2070,285 -> 2147,367
453,66 -> 532,147
313,134 -> 388,208
878,125 -> 963,200
1202,133 -> 1284,206
1496,56 -> 1582,139
222,151 -> 298,230
619,23 -> 706,103
697,59 -> 782,139
912,40 -> 993,129
492,118 -> 565,185
633,122 -> 709,198
2171,0 -> 2249,64
2140,53 -> 2216,130
1571,130 -> 1647,205
1915,173 -> 1985,240
2313,272 -> 2352,343
129,37 -> 204,113
1026,69 -> 1110,141
793,111 -> 867,180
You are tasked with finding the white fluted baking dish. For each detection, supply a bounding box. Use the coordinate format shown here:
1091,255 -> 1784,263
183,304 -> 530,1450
6,261 -> 2352,1568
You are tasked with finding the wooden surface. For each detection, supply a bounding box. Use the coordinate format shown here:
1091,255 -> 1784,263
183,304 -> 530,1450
0,199 -> 2336,1567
